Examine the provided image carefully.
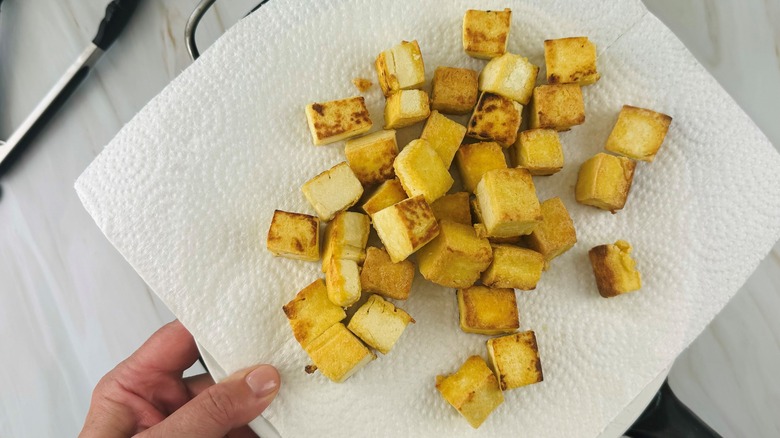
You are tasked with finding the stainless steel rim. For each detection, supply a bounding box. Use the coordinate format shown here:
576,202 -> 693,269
185,0 -> 270,61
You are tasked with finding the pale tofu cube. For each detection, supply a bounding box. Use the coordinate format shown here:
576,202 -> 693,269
305,323 -> 375,383
544,37 -> 600,85
373,195 -> 440,263
301,162 -> 364,221
481,245 -> 544,290
457,286 -> 519,335
283,279 -> 346,348
321,211 -> 370,273
588,240 -> 642,297
345,130 -> 398,186
525,197 -> 577,263
431,66 -> 479,115
455,142 -> 507,193
325,258 -> 362,308
384,89 -> 431,129
486,331 -> 543,390
430,192 -> 472,226
515,128 -> 564,176
605,105 -> 672,162
575,152 -> 636,213
462,9 -> 512,59
375,40 -> 426,97
394,139 -> 454,204
266,210 -> 320,261
361,178 -> 408,217
305,97 -> 372,145
479,53 -> 539,105
347,294 -> 415,354
418,220 -> 493,288
360,247 -> 415,300
467,92 -> 523,147
475,168 -> 542,238
420,111 -> 467,167
529,84 -> 585,131
436,355 -> 505,428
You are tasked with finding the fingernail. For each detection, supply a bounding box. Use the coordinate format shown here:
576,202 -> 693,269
245,365 -> 280,398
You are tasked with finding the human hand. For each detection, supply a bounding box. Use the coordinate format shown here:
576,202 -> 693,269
80,320 -> 280,437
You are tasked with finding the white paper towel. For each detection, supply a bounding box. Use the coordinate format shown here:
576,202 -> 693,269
75,1 -> 780,436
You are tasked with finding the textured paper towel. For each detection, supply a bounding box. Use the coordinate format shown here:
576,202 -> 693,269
75,1 -> 780,436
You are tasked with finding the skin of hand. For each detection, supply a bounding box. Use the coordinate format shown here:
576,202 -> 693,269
79,320 -> 280,438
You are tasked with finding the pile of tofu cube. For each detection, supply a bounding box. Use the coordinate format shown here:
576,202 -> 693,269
266,7 -> 672,429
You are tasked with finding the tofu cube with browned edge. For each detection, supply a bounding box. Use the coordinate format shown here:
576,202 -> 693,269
436,355 -> 504,428
305,323 -> 375,383
457,286 -> 519,334
347,294 -> 415,354
345,130 -> 398,186
589,240 -> 642,297
455,142 -> 507,194
462,9 -> 512,59
420,111 -> 467,167
529,84 -> 585,131
266,210 -> 320,261
605,105 -> 672,162
525,197 -> 577,263
305,97 -> 372,145
479,53 -> 539,105
384,89 -> 431,129
431,192 -> 472,226
544,37 -> 600,86
283,279 -> 346,348
375,40 -> 425,97
467,92 -> 523,147
472,222 -> 522,245
360,247 -> 415,300
418,220 -> 493,288
475,168 -> 542,238
575,152 -> 636,213
481,245 -> 544,290
301,162 -> 364,221
486,331 -> 543,390
431,67 -> 479,115
325,258 -> 362,307
321,211 -> 370,273
394,139 -> 454,204
515,129 -> 564,176
361,179 -> 408,217
373,195 -> 440,263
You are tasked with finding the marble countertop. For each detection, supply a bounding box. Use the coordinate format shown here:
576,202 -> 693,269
1,0 -> 779,436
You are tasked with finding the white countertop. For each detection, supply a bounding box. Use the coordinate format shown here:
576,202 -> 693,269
1,1 -> 779,436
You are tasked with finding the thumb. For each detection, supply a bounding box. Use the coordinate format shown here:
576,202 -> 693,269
140,364 -> 280,438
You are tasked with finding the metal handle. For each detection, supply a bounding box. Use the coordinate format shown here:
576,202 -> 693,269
185,0 -> 270,61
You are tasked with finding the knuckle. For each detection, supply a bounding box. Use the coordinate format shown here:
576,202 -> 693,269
201,386 -> 237,426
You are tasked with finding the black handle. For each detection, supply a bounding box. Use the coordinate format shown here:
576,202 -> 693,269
92,0 -> 142,50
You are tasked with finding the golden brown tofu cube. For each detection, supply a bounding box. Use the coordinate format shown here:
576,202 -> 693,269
375,40 -> 425,97
420,111 -> 467,167
321,211 -> 370,273
575,152 -> 636,213
418,220 -> 493,288
472,222 -> 522,245
431,66 -> 479,115
475,168 -> 542,238
589,240 -> 642,297
283,279 -> 346,348
301,162 -> 364,221
360,247 -> 415,300
457,286 -> 519,335
525,197 -> 577,263
305,323 -> 375,383
384,89 -> 431,129
467,92 -> 523,147
486,331 -> 543,390
361,178 -> 408,217
436,355 -> 505,428
455,142 -> 508,194
481,245 -> 544,290
325,258 -> 362,307
462,9 -> 512,59
515,128 -> 564,176
345,130 -> 398,186
373,195 -> 440,263
529,84 -> 585,131
479,53 -> 539,105
544,37 -> 600,86
430,192 -> 472,226
347,294 -> 415,354
394,139 -> 454,204
266,210 -> 320,261
605,105 -> 672,162
305,97 -> 372,145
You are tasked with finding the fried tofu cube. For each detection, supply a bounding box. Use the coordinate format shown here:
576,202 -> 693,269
420,111 -> 467,167
283,279 -> 346,348
266,210 -> 320,261
589,240 -> 642,297
360,247 -> 415,300
347,294 -> 415,354
345,130 -> 398,186
325,258 -> 362,307
321,211 -> 370,273
475,168 -> 542,238
515,128 -> 564,176
479,53 -> 539,105
436,355 -> 504,428
457,286 -> 519,335
305,323 -> 375,383
472,223 -> 522,245
305,97 -> 372,145
575,152 -> 636,213
418,220 -> 493,288
431,67 -> 479,115
384,89 -> 431,129
455,142 -> 508,194
462,9 -> 512,60
481,245 -> 544,290
486,331 -> 543,390
467,92 -> 523,147
375,40 -> 425,97
394,139 -> 454,204
373,195 -> 440,263
525,197 -> 577,263
544,37 -> 600,86
605,105 -> 673,162
361,178 -> 408,217
301,162 -> 364,221
430,192 -> 472,226
529,84 -> 585,131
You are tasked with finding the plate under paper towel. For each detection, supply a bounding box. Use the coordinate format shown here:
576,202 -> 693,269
75,1 -> 780,436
